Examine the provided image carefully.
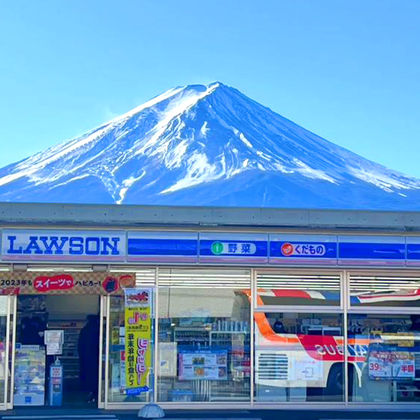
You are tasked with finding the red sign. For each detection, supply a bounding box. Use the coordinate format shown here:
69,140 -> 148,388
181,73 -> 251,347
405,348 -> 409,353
0,287 -> 20,295
281,243 -> 294,256
102,276 -> 120,294
34,274 -> 74,292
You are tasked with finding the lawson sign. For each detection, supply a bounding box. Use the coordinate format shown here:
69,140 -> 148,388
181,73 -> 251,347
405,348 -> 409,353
1,230 -> 126,261
0,229 -> 420,266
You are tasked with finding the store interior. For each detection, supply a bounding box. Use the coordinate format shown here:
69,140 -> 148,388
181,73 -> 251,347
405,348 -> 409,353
15,295 -> 100,408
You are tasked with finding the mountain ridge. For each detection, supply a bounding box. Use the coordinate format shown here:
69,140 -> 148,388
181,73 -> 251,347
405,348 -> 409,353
0,82 -> 419,210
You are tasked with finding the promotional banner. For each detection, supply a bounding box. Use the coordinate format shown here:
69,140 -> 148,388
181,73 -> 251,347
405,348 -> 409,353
368,345 -> 416,380
0,272 -> 135,295
178,349 -> 227,381
124,288 -> 152,394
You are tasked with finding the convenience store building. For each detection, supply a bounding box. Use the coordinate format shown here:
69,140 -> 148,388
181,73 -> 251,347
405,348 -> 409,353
0,202 -> 419,411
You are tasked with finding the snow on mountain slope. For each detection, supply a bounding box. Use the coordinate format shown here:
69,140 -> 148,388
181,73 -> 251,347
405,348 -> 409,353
0,82 -> 419,209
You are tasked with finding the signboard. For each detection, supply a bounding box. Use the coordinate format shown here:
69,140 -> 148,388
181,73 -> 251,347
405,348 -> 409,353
1,230 -> 126,262
127,232 -> 198,263
338,236 -> 405,266
178,350 -> 227,380
0,272 -> 134,295
1,229 -> 420,267
124,288 -> 152,394
407,237 -> 420,266
44,330 -> 64,355
270,234 -> 337,265
199,233 -> 268,263
368,346 -> 416,380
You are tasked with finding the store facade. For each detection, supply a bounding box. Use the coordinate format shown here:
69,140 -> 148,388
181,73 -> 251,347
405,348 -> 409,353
0,203 -> 418,411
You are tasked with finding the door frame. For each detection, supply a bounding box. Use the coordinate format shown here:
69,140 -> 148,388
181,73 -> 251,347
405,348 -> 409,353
98,294 -> 108,409
6,294 -> 105,410
3,294 -> 17,411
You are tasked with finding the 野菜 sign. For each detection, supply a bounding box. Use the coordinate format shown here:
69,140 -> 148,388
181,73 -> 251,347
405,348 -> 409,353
211,241 -> 257,255
199,233 -> 268,263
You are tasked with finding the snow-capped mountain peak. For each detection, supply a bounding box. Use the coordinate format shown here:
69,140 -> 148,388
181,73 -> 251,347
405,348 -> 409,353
0,82 -> 418,209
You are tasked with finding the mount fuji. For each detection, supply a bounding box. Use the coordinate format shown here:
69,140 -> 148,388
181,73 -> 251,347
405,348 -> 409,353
0,82 -> 419,209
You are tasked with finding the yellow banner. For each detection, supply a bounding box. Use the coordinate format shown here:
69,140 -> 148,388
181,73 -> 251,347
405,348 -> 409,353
124,288 -> 152,394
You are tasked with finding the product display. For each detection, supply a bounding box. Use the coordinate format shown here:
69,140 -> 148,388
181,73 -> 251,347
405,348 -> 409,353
48,320 -> 85,383
14,344 -> 45,406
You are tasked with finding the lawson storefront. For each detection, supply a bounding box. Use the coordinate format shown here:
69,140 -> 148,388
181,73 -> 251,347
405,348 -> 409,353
0,203 -> 418,411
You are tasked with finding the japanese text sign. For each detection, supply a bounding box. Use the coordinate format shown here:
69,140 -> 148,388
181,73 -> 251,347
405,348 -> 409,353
124,288 -> 152,394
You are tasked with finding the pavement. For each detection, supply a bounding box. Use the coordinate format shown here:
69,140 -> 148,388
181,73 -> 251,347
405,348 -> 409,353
1,408 -> 420,420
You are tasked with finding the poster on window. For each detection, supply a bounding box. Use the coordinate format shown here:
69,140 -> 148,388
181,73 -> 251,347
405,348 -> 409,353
368,346 -> 415,380
159,342 -> 177,377
179,350 -> 227,380
124,288 -> 152,394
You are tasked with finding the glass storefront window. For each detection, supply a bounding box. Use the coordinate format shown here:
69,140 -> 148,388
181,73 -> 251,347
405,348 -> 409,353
254,312 -> 344,402
349,275 -> 420,308
348,314 -> 420,402
157,285 -> 251,402
108,294 -> 155,403
257,272 -> 341,307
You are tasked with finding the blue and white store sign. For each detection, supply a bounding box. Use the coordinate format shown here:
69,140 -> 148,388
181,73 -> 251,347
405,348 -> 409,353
1,230 -> 126,262
406,237 -> 420,267
0,229 -> 420,267
127,232 -> 198,263
199,233 -> 268,263
338,235 -> 405,266
269,234 -> 337,265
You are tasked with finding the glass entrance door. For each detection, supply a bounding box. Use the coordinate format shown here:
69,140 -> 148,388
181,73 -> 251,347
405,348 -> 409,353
7,294 -> 104,410
0,295 -> 17,411
103,291 -> 155,408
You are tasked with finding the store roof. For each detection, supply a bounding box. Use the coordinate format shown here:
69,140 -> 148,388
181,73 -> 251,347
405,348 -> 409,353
0,202 -> 419,233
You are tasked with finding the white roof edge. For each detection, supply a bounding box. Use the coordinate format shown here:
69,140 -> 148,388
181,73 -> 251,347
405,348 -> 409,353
0,202 -> 419,232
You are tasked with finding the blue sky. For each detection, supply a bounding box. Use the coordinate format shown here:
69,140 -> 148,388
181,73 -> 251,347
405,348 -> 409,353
1,0 -> 419,177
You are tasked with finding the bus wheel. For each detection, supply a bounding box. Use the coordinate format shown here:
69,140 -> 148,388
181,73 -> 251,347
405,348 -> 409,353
325,364 -> 343,397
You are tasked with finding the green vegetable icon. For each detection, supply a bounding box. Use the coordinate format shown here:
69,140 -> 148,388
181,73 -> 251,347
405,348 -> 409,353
211,241 -> 224,255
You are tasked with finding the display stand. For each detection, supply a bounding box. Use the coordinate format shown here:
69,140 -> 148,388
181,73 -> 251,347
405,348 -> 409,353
48,358 -> 63,406
14,344 -> 46,406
